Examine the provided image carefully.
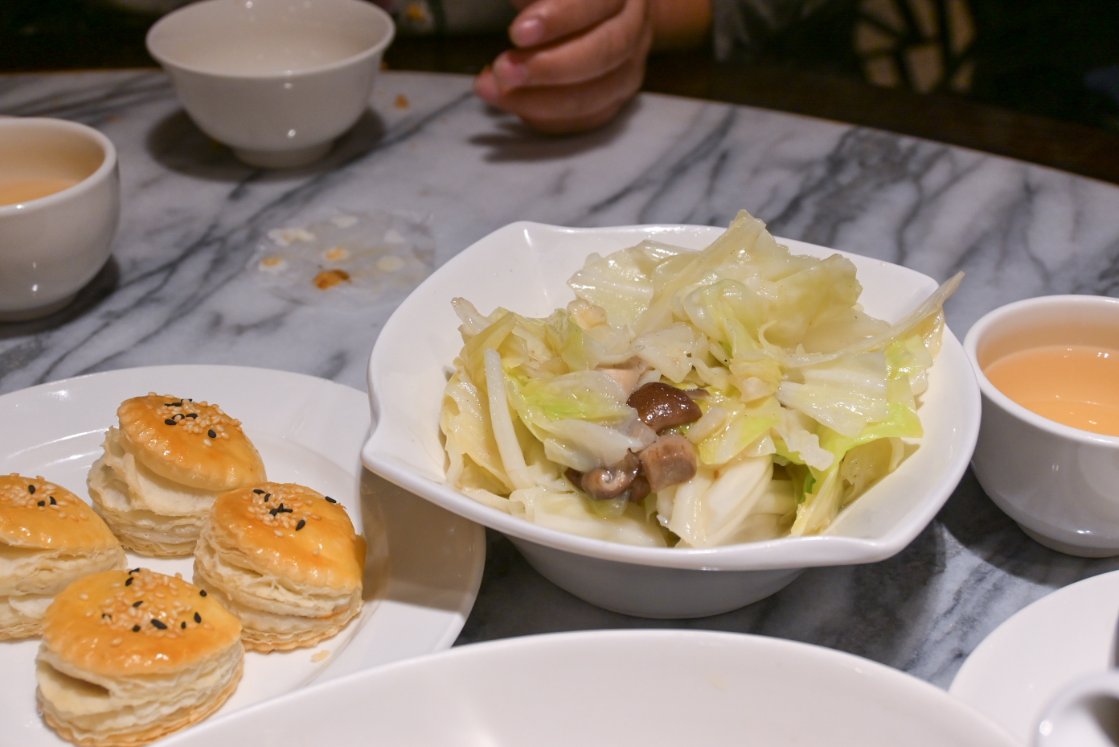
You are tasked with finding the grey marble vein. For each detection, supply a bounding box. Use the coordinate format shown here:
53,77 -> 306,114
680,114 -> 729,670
2,69 -> 1118,695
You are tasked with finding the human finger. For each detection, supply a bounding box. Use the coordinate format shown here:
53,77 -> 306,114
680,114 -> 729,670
494,0 -> 651,89
508,0 -> 626,48
477,50 -> 647,134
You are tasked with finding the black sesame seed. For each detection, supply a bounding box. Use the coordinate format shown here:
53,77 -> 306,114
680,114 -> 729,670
325,496 -> 337,504
264,493 -> 272,502
199,589 -> 207,597
27,484 -> 36,494
164,418 -> 177,426
181,621 -> 187,629
49,496 -> 57,505
102,613 -> 112,620
185,413 -> 197,419
125,577 -> 134,586
194,612 -> 202,623
151,619 -> 167,630
208,429 -> 217,438
295,519 -> 306,531
132,600 -> 143,608
129,568 -> 140,574
166,400 -> 183,407
36,500 -> 45,507
131,625 -> 141,632
253,489 -> 265,495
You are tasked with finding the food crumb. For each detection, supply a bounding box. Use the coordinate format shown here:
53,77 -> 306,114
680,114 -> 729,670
394,93 -> 410,110
313,269 -> 351,290
267,227 -> 316,246
377,255 -> 405,272
311,650 -> 330,663
323,246 -> 350,263
329,214 -> 358,229
258,256 -> 287,272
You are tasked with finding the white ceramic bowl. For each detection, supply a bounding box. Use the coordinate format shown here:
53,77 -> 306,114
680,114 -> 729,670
965,295 -> 1119,557
146,0 -> 394,168
0,117 -> 120,321
362,223 -> 980,618
155,629 -> 1016,746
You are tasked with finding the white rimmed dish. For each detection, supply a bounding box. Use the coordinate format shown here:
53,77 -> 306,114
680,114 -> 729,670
0,365 -> 484,746
157,629 -> 1016,746
361,222 -> 979,618
950,570 -> 1119,746
146,0 -> 395,168
964,295 -> 1119,557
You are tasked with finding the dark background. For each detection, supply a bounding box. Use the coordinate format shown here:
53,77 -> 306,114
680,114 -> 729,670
3,0 -> 1118,184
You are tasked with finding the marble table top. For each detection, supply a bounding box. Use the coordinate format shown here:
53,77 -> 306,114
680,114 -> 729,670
2,69 -> 1118,692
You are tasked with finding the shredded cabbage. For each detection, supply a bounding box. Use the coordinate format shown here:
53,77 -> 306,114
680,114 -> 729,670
439,210 -> 960,548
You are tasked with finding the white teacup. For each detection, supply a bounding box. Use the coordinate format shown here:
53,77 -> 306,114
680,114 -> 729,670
0,117 -> 120,322
146,0 -> 395,169
964,295 -> 1119,556
1035,671 -> 1119,747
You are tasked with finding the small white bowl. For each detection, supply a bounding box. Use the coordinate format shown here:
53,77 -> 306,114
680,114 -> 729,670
965,295 -> 1119,557
361,222 -> 980,618
146,0 -> 394,168
0,117 -> 120,322
155,630 -> 1017,746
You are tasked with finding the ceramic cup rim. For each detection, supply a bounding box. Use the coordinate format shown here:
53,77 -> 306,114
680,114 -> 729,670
0,117 -> 117,217
963,294 -> 1119,448
145,0 -> 396,81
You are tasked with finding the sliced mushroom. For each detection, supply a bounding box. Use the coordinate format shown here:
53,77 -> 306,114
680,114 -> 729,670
574,452 -> 642,500
598,359 -> 647,398
627,381 -> 703,432
638,433 -> 698,492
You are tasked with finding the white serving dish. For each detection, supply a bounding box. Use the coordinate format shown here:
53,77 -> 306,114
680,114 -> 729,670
0,365 -> 484,746
950,570 -> 1119,745
362,222 -> 980,618
158,629 -> 1016,746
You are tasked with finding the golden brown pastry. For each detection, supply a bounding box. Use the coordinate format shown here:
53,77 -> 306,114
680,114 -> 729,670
193,482 -> 365,652
0,474 -> 125,641
37,568 -> 243,747
87,393 -> 266,557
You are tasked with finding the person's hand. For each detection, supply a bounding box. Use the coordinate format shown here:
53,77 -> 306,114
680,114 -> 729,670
473,0 -> 653,134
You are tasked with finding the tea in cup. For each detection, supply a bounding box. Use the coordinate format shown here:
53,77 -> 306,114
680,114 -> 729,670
0,117 -> 120,321
965,295 -> 1119,556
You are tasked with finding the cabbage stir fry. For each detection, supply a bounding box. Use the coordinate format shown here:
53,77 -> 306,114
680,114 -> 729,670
440,211 -> 961,548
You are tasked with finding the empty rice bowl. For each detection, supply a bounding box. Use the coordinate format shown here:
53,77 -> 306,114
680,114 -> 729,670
361,222 -> 980,618
156,630 -> 1017,746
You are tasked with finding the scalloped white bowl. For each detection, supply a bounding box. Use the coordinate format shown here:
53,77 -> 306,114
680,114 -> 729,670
362,222 -> 980,618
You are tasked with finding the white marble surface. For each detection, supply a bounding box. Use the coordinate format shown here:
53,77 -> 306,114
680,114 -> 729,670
2,69 -> 1118,690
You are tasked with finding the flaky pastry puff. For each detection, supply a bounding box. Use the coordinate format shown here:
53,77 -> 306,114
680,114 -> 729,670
0,474 -> 125,640
87,393 -> 266,557
37,568 -> 243,747
193,482 -> 366,652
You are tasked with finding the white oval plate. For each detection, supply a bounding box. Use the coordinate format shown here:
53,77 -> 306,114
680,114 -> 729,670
950,570 -> 1119,745
0,365 -> 485,746
363,222 -> 979,570
157,629 -> 1016,746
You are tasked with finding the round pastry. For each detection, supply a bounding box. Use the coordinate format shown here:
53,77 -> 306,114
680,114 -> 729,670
87,393 -> 267,557
37,568 -> 243,747
193,482 -> 366,652
0,474 -> 125,641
